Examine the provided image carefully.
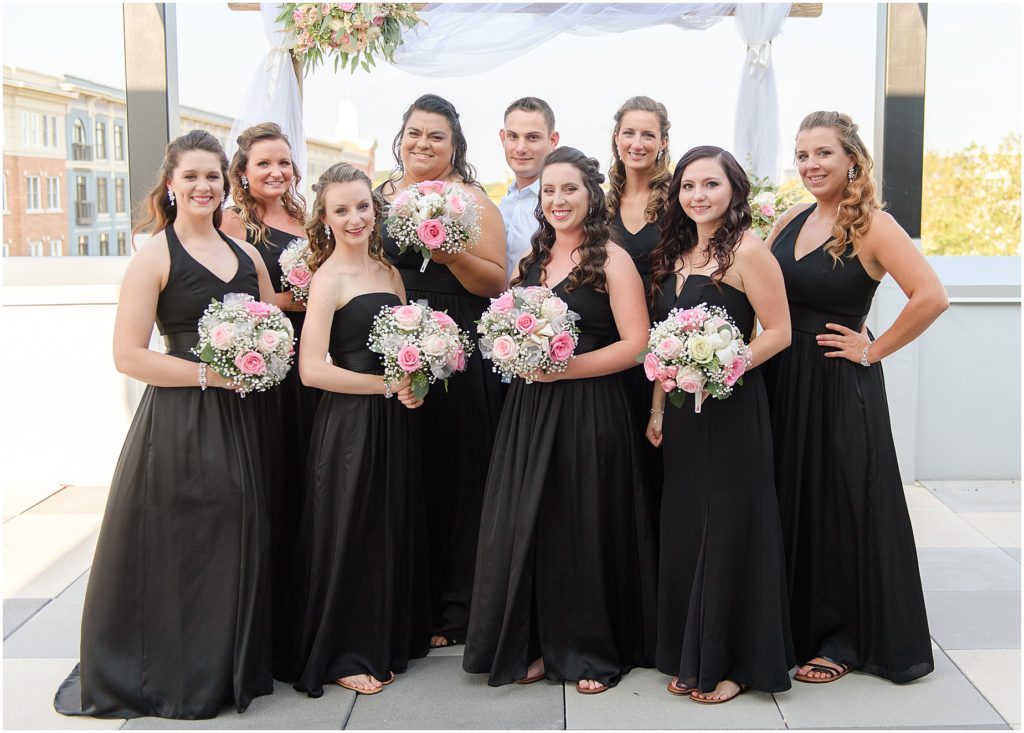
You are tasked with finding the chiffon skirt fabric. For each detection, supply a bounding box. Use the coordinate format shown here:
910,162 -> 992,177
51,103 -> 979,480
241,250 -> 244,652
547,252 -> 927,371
54,383 -> 273,719
464,374 -> 658,687
764,330 -> 934,682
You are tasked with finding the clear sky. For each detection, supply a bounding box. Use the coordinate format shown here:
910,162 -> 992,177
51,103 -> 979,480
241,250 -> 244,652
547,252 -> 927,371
3,2 -> 1020,182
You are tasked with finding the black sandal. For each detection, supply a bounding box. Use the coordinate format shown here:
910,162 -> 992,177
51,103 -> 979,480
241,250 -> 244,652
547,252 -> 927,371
794,658 -> 850,683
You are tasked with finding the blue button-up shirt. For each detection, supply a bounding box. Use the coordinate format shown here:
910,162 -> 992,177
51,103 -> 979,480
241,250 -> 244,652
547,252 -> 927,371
498,179 -> 541,283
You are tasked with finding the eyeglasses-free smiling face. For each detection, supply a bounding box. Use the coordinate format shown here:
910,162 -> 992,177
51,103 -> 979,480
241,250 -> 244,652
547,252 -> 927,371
677,157 -> 733,229
168,150 -> 224,214
615,110 -> 666,172
501,109 -> 558,183
244,138 -> 293,201
321,180 -> 375,248
400,110 -> 455,182
794,126 -> 856,200
541,162 -> 590,235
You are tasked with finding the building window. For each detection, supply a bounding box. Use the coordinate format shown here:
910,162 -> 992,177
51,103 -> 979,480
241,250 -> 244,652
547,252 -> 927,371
99,233 -> 110,256
76,175 -> 87,202
49,239 -> 63,257
51,116 -> 58,148
29,241 -> 44,257
97,178 -> 109,214
42,115 -> 49,147
73,119 -> 86,145
26,176 -> 41,210
95,122 -> 107,159
22,112 -> 40,146
2,243 -> 9,257
114,125 -> 125,161
117,231 -> 127,255
115,178 -> 126,214
46,176 -> 61,209
78,235 -> 89,256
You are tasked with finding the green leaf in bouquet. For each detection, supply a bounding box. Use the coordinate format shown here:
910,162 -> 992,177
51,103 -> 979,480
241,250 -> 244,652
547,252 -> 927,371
411,372 -> 429,400
276,3 -> 295,24
636,349 -> 651,363
668,390 -> 685,409
200,344 -> 216,363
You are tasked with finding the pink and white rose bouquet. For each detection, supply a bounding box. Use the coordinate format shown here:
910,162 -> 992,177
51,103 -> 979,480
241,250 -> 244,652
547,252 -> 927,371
367,300 -> 474,399
385,180 -> 482,272
477,286 -> 581,383
640,302 -> 752,412
747,168 -> 805,239
194,292 -> 295,396
278,237 -> 312,304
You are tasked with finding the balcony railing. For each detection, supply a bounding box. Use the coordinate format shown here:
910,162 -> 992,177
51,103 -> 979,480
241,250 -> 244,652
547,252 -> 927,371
71,143 -> 93,162
76,201 -> 96,225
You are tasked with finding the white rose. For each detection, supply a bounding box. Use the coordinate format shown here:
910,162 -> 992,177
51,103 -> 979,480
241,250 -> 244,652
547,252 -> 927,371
541,296 -> 568,320
423,334 -> 449,357
686,334 -> 716,364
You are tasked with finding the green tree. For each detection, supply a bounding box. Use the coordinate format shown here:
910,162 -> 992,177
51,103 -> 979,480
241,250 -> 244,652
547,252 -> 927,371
921,134 -> 1021,256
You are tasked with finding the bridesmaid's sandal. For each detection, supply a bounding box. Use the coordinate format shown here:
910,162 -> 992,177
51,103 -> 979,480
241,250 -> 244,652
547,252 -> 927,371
575,679 -> 610,695
666,677 -> 694,696
794,657 -> 850,684
689,681 -> 746,704
517,658 -> 546,685
430,635 -> 461,649
335,674 -> 385,695
381,672 -> 396,686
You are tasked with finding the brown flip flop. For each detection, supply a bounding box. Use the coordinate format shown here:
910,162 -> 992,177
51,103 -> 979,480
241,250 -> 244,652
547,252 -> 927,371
575,680 -> 610,695
689,684 -> 747,704
666,677 -> 693,696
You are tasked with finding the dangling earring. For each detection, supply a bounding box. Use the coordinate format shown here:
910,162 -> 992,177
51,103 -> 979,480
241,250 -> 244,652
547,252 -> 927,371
587,205 -> 594,216
657,150 -> 664,162
167,189 -> 175,206
847,166 -> 856,183
324,224 -> 331,239
240,174 -> 249,189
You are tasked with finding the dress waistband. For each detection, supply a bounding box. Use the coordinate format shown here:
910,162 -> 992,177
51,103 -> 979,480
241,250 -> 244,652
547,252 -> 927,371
789,304 -> 866,335
164,332 -> 200,353
330,350 -> 383,375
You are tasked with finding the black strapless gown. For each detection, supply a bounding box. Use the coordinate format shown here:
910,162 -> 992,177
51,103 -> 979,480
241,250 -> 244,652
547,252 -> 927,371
653,275 -> 795,694
280,292 -> 431,697
245,223 -> 322,675
763,205 -> 933,682
379,198 -> 506,643
54,225 -> 273,719
463,262 -> 658,687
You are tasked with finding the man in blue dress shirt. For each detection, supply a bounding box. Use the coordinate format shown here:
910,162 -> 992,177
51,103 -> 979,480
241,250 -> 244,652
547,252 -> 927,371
498,97 -> 559,282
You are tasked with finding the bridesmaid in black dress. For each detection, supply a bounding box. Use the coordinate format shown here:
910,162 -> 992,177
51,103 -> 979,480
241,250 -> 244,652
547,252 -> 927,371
54,130 -> 278,719
377,94 -> 507,649
222,122 -> 321,675
464,147 -> 657,695
606,95 -> 673,529
646,146 -> 794,704
281,163 -> 431,697
763,111 -> 947,684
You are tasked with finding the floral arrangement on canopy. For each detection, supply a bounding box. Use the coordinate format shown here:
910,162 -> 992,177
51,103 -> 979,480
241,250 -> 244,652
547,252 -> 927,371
747,169 -> 805,239
277,2 -> 423,74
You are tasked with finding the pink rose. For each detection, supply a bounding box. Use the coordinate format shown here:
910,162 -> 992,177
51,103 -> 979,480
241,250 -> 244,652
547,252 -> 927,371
447,194 -> 466,217
548,331 -> 575,362
540,296 -> 568,320
447,346 -> 467,373
432,310 -> 457,329
292,8 -> 306,23
490,291 -> 515,314
723,355 -> 747,387
392,304 -> 424,330
235,351 -> 266,376
243,300 -> 277,318
674,306 -> 707,332
677,365 -> 706,394
339,2 -> 356,10
661,379 -> 677,393
392,191 -> 412,211
655,336 -> 683,359
515,313 -> 537,334
396,345 -> 421,373
373,14 -> 385,25
209,322 -> 235,350
491,335 -> 518,361
643,352 -> 660,381
416,180 -> 447,195
259,330 -> 281,352
663,364 -> 679,379
417,219 -> 447,250
760,203 -> 776,218
286,267 -> 311,288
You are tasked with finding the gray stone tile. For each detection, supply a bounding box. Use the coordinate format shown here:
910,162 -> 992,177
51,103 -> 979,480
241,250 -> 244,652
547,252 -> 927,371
2,657 -> 124,729
425,642 -> 465,658
947,649 -> 1021,726
777,646 -> 1005,728
925,591 -> 1021,650
122,679 -> 352,729
3,598 -> 50,640
4,590 -> 83,658
28,486 -> 110,515
961,513 -> 1023,548
924,481 -> 1021,513
917,548 -> 1022,591
345,656 -> 564,729
1003,547 -> 1021,563
564,666 -> 785,729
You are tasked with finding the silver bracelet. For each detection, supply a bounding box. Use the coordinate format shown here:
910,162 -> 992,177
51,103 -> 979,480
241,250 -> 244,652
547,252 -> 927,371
384,379 -> 393,399
198,362 -> 208,391
860,345 -> 871,367
650,408 -> 664,415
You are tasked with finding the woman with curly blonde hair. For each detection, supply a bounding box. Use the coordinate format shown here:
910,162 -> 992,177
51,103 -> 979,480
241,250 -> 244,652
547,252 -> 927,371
763,111 -> 948,684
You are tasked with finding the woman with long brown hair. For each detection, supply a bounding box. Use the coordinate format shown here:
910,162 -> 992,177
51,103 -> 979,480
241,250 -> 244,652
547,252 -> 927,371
763,111 -> 946,684
279,163 -> 430,698
55,130 -> 278,719
464,147 -> 656,695
646,145 -> 794,704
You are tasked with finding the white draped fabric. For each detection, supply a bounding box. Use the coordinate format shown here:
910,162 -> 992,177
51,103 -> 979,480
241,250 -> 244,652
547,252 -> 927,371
226,4 -> 307,200
733,3 -> 791,182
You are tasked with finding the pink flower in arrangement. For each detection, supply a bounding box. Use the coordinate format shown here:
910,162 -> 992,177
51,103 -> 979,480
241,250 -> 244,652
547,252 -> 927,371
392,191 -> 412,210
661,379 -> 677,393
209,323 -> 235,350
286,267 -> 311,288
491,335 -> 518,361
432,311 -> 457,329
447,194 -> 466,216
655,364 -> 680,382
448,346 -> 467,373
339,2 -> 356,11
292,8 -> 306,23
322,4 -> 331,14
235,351 -> 267,376
655,336 -> 683,359
643,352 -> 660,381
392,304 -> 424,330
677,365 -> 706,394
416,180 -> 447,195
396,345 -> 422,373
243,300 -> 278,318
723,355 -> 747,387
490,292 -> 515,314
674,307 -> 707,332
417,219 -> 447,250
259,330 -> 281,352
515,313 -> 537,334
760,203 -> 776,218
548,331 -> 575,362
373,15 -> 385,25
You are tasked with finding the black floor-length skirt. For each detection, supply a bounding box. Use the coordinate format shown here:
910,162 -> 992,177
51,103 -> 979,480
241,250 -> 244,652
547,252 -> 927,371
54,384 -> 273,719
655,370 -> 795,693
281,391 -> 432,697
464,375 -> 657,687
764,331 -> 934,682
